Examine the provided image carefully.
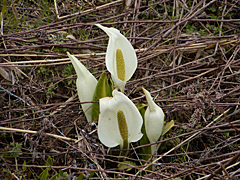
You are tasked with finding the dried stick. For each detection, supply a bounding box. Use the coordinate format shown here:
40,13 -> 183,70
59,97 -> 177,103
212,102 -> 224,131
205,151 -> 240,180
55,0 -> 123,20
0,126 -> 78,142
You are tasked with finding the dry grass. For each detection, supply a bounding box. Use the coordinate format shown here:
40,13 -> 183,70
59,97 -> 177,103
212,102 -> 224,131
0,0 -> 240,179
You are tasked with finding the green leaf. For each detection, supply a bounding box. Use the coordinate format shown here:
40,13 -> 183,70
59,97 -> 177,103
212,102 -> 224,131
46,156 -> 53,166
136,103 -> 151,161
58,169 -> 64,176
162,120 -> 174,136
22,160 -> 27,172
118,161 -> 136,171
46,156 -> 53,171
0,0 -> 7,22
136,104 -> 148,144
49,173 -> 59,180
89,172 -> 95,178
76,174 -> 84,180
91,71 -> 113,122
136,103 -> 147,117
40,169 -> 49,180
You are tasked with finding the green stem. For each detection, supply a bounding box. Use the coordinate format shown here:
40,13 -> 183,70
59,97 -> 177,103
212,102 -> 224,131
121,139 -> 129,157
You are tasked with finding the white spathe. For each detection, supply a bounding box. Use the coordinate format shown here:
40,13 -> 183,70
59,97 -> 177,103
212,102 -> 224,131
142,88 -> 165,155
67,52 -> 97,122
98,89 -> 143,148
95,24 -> 137,92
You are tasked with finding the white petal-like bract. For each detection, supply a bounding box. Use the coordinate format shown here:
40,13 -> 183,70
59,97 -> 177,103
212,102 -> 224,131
143,88 -> 164,154
95,24 -> 137,91
98,89 -> 143,148
67,52 -> 97,122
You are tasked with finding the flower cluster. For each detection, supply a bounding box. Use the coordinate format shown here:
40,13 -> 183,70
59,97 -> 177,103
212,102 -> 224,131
67,24 -> 173,157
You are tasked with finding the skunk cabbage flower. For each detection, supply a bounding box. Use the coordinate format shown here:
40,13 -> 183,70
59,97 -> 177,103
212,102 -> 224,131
67,52 -> 97,122
98,89 -> 143,149
95,24 -> 137,92
142,87 -> 164,155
